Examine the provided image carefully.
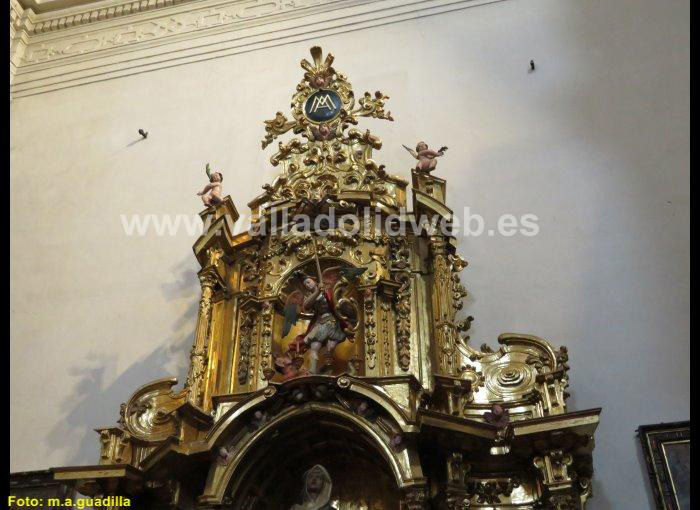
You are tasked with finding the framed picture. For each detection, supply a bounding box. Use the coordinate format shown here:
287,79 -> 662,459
638,421 -> 690,510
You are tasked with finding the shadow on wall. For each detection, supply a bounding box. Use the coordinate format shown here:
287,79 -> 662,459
445,1 -> 687,509
47,258 -> 199,467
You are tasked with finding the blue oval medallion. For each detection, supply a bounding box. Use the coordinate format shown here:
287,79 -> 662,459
304,89 -> 342,123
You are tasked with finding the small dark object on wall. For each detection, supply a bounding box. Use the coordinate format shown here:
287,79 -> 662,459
529,60 -> 535,71
138,129 -> 148,139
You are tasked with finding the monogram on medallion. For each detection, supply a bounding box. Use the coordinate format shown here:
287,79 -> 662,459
304,89 -> 342,123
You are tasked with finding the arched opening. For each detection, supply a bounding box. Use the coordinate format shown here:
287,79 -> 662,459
224,410 -> 401,509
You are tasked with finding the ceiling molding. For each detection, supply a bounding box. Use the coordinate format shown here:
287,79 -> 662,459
19,0 -> 135,15
18,0 -> 192,34
10,0 -> 506,99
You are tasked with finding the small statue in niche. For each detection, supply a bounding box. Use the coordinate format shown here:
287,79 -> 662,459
282,262 -> 366,374
284,272 -> 347,374
248,410 -> 269,431
403,141 -> 448,173
196,163 -> 223,207
290,465 -> 335,510
216,445 -> 235,466
484,403 -> 510,428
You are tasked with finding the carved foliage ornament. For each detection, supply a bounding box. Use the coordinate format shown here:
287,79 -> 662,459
258,47 -> 400,208
391,236 -> 412,371
466,478 -> 520,505
262,46 -> 392,149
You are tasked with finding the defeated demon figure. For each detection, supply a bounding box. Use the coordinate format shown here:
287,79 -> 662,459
273,353 -> 309,382
282,266 -> 365,374
403,141 -> 448,173
196,163 -> 223,207
290,464 -> 334,510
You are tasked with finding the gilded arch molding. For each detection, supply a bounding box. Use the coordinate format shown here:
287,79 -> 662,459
201,376 -> 426,504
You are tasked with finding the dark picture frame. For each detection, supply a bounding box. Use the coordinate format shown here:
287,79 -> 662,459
638,421 -> 690,510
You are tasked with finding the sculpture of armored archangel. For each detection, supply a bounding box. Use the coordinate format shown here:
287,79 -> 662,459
281,261 -> 366,375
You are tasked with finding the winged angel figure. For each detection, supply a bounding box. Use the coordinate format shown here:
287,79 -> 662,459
281,265 -> 366,375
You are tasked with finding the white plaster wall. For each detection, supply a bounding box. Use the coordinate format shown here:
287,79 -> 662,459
10,0 -> 689,508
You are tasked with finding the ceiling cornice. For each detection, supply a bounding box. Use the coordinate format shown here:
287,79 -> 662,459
10,0 -> 506,98
15,0 -> 191,34
19,0 -> 132,15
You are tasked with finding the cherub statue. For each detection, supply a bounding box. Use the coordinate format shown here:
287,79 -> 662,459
308,122 -> 342,142
282,264 -> 366,374
290,465 -> 334,510
403,141 -> 448,173
196,163 -> 223,207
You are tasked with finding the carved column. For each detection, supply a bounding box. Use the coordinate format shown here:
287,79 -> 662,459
441,452 -> 471,509
364,281 -> 402,377
373,280 -> 401,376
390,236 -> 413,372
235,305 -> 259,392
533,449 -> 582,509
185,269 -> 218,409
363,287 -> 380,376
96,427 -> 132,466
429,238 -> 458,376
257,300 -> 274,384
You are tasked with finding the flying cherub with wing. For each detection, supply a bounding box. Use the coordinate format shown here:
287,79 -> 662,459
281,251 -> 366,374
403,141 -> 448,173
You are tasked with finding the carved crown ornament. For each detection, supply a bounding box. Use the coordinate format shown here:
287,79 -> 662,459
51,47 -> 601,510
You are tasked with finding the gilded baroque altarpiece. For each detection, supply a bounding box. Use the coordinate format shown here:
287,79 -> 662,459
53,47 -> 600,510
